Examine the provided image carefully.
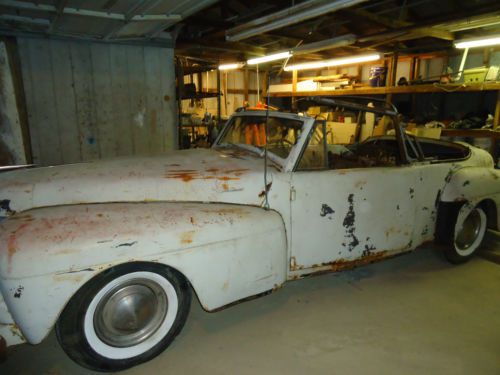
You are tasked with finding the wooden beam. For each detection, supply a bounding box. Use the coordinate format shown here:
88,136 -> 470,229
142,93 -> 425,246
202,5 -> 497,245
346,8 -> 411,29
176,41 -> 266,57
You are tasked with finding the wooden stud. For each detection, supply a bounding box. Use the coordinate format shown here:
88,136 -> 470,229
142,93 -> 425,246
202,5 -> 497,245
243,67 -> 249,102
292,69 -> 298,93
494,90 -> 500,130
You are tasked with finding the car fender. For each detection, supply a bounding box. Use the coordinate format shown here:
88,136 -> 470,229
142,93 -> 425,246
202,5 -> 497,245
439,167 -> 500,230
0,202 -> 287,345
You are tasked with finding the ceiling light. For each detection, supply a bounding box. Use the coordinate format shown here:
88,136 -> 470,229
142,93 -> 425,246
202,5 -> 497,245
455,35 -> 500,49
247,51 -> 292,65
284,53 -> 381,71
218,63 -> 243,70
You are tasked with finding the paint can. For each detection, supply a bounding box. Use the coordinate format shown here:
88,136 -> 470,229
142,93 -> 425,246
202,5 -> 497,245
369,66 -> 387,87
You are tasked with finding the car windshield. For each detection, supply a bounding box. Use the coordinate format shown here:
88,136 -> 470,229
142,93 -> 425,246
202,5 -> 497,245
215,115 -> 304,160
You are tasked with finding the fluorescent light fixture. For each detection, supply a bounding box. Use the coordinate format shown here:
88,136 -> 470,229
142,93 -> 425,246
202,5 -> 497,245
247,51 -> 292,65
218,63 -> 243,70
284,53 -> 381,71
455,35 -> 500,49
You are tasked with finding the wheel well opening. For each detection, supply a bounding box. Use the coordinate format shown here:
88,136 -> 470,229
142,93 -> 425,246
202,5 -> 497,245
478,199 -> 498,230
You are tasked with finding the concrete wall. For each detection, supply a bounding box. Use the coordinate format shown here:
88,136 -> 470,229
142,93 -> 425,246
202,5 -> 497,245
17,38 -> 177,166
0,41 -> 27,165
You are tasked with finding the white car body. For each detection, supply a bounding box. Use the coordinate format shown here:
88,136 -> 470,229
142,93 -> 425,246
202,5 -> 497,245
0,109 -> 499,348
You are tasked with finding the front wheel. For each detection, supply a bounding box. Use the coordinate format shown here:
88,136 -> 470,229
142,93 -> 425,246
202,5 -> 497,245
445,205 -> 487,264
56,262 -> 191,372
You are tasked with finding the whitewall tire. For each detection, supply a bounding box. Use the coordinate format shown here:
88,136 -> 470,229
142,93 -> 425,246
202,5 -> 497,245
56,263 -> 191,372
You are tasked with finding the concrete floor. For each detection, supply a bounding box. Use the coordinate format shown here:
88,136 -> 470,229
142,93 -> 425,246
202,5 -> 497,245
2,233 -> 499,375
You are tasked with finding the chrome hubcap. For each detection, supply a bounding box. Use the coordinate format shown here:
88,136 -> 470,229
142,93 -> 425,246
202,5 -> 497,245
94,278 -> 167,348
455,209 -> 482,251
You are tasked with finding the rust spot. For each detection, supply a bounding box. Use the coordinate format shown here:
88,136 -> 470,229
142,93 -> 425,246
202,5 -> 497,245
293,251 -> 390,278
9,324 -> 24,341
206,168 -> 219,173
258,182 -> 273,198
180,230 -> 195,244
222,183 -> 229,191
223,168 -> 250,176
165,172 -> 196,182
8,223 -> 29,260
324,254 -> 386,272
190,216 -> 196,225
164,95 -> 170,101
96,213 -> 103,217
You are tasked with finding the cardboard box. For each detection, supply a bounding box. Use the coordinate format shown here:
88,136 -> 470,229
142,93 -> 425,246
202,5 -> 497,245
326,121 -> 357,144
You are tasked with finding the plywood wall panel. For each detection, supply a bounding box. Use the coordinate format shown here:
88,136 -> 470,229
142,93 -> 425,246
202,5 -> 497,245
89,43 -> 114,159
28,39 -> 62,165
160,48 -> 177,150
144,47 -> 164,154
49,40 -> 81,164
109,44 -> 134,157
17,38 -> 177,166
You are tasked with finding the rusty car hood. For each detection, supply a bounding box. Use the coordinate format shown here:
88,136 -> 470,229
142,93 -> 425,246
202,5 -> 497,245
0,148 -> 275,214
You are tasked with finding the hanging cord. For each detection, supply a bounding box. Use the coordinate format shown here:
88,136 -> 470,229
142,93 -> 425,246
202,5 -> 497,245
263,71 -> 271,210
256,64 -> 260,103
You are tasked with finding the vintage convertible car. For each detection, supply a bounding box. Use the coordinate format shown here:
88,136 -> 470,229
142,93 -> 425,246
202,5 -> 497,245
0,98 -> 499,371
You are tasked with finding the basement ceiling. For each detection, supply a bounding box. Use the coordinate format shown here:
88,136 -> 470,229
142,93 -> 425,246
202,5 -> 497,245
1,1 -> 500,60
0,0 -> 218,46
173,0 -> 500,64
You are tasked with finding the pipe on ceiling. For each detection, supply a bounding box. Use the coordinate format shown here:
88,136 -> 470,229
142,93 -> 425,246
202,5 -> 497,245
292,34 -> 357,55
226,0 -> 368,42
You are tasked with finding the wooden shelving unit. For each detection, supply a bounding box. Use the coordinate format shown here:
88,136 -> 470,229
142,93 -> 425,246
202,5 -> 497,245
270,76 -> 500,161
269,82 -> 500,98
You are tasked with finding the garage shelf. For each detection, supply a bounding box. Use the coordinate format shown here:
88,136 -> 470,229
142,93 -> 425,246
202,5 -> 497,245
268,82 -> 500,97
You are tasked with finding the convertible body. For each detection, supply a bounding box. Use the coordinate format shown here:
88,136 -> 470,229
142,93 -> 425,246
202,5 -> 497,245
0,100 -> 499,370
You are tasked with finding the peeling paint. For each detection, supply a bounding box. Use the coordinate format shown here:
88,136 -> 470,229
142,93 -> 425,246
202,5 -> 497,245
342,194 -> 359,252
13,285 -> 23,298
320,204 -> 335,218
0,199 -> 15,215
115,241 -> 138,248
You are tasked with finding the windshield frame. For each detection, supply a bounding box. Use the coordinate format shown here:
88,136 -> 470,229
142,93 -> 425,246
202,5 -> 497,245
213,111 -> 313,171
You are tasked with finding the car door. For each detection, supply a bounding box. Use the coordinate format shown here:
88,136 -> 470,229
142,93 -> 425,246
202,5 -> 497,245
289,121 -> 419,272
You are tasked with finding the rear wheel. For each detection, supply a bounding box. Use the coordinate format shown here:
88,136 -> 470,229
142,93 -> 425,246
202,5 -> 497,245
445,205 -> 487,264
56,262 -> 191,371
